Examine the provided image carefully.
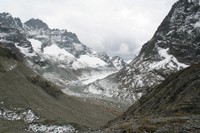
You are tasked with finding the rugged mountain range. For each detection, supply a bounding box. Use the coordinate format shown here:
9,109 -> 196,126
103,63 -> 200,133
85,0 -> 200,103
0,45 -> 115,132
0,12 -> 126,101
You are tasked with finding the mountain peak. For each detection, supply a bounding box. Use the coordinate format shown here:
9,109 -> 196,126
0,12 -> 23,29
0,12 -> 12,18
25,18 -> 49,30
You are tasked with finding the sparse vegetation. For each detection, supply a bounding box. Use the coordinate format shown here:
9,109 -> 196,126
0,63 -> 5,72
137,125 -> 157,132
27,75 -> 63,98
120,123 -> 133,133
0,45 -> 19,60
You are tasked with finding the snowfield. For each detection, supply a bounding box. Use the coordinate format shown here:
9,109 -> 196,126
150,47 -> 189,69
43,44 -> 75,59
73,55 -> 107,69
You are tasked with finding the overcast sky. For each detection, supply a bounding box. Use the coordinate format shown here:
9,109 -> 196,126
0,0 -> 177,60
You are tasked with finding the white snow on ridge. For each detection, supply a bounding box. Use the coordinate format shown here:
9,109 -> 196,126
150,47 -> 189,69
43,44 -> 75,59
28,39 -> 42,53
42,43 -> 108,69
80,70 -> 116,85
78,55 -> 107,67
15,43 -> 35,57
16,38 -> 115,70
72,55 -> 107,69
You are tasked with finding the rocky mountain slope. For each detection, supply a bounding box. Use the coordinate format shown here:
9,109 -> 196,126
85,0 -> 200,103
0,12 -> 126,102
0,44 -> 116,132
103,63 -> 200,133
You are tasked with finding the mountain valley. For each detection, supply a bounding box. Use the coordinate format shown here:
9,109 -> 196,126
0,0 -> 200,132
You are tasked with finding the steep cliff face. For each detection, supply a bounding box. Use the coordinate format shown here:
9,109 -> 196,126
86,0 -> 200,103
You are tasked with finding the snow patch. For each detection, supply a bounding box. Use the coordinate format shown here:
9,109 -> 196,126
0,107 -> 39,122
43,44 -> 75,60
73,43 -> 84,51
15,43 -> 35,57
28,38 -> 42,53
88,86 -> 102,95
72,55 -> 107,69
28,124 -> 75,133
194,22 -> 200,28
126,60 -> 132,64
150,47 -> 189,69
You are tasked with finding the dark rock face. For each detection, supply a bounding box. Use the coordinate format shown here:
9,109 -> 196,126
140,0 -> 200,64
110,56 -> 126,69
25,18 -> 49,30
62,31 -> 81,44
0,12 -> 23,29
